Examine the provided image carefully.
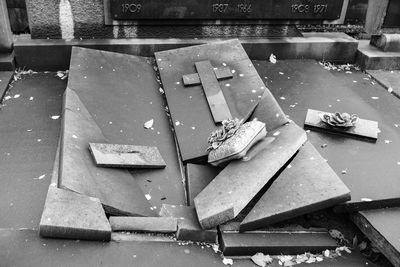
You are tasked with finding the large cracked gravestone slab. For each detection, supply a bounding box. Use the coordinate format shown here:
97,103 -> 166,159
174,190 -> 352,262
194,122 -> 307,229
39,187 -> 111,241
60,88 -> 154,217
67,47 -> 185,209
253,59 -> 400,211
155,39 -> 287,162
240,141 -> 351,231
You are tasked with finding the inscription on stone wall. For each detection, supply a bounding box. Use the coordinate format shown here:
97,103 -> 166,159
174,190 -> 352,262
109,0 -> 343,20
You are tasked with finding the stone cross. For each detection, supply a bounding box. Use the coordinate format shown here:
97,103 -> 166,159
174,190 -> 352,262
182,60 -> 233,123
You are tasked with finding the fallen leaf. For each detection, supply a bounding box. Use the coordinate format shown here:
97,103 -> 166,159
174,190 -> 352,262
358,241 -> 368,251
251,253 -> 273,267
269,54 -> 277,64
34,174 -> 46,180
144,119 -> 154,129
222,258 -> 233,266
145,194 -> 151,200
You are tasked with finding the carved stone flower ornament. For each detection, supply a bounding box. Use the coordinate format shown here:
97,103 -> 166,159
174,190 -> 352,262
319,112 -> 358,128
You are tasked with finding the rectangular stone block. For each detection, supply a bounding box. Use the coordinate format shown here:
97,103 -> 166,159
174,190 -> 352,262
220,231 -> 337,256
194,122 -> 307,229
357,40 -> 400,70
159,204 -> 217,243
39,187 -> 111,241
60,88 -> 155,217
240,141 -> 351,231
109,217 -> 177,233
304,109 -> 379,141
89,143 -> 166,169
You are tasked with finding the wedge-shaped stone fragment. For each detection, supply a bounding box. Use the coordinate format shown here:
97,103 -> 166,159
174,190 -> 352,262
109,217 -> 177,233
155,39 -> 287,162
89,143 -> 166,169
60,88 -> 155,217
39,187 -> 111,241
304,109 -> 379,141
186,164 -> 220,206
220,231 -> 337,256
194,122 -> 307,229
240,141 -> 351,231
159,204 -> 217,243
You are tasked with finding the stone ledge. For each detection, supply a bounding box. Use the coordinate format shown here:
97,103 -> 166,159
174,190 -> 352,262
14,32 -> 358,71
0,51 -> 15,71
357,40 -> 400,70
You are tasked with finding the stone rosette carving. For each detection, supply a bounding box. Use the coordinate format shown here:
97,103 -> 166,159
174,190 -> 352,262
319,112 -> 358,128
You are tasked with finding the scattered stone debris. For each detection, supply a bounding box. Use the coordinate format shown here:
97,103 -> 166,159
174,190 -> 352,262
56,70 -> 69,80
319,62 -> 360,72
249,247 -> 352,267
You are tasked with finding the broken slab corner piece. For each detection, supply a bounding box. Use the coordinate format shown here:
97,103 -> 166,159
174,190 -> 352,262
39,186 -> 111,241
194,122 -> 307,229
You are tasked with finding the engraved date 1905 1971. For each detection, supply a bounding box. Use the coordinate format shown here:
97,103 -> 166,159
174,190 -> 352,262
291,4 -> 328,14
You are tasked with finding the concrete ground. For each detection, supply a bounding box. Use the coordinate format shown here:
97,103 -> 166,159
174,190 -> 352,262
0,62 -> 395,266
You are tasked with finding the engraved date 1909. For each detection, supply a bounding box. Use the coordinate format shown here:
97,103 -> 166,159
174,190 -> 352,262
121,3 -> 142,13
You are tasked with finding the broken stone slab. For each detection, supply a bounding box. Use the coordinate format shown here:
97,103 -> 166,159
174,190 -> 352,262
109,217 -> 177,233
194,122 -> 307,229
59,88 -> 155,217
155,39 -> 287,162
67,47 -> 185,209
186,164 -> 221,206
352,208 -> 400,267
304,109 -> 379,141
159,204 -> 217,243
39,187 -> 111,241
240,141 -> 351,231
219,231 -> 337,256
250,88 -> 289,132
89,143 -> 166,169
